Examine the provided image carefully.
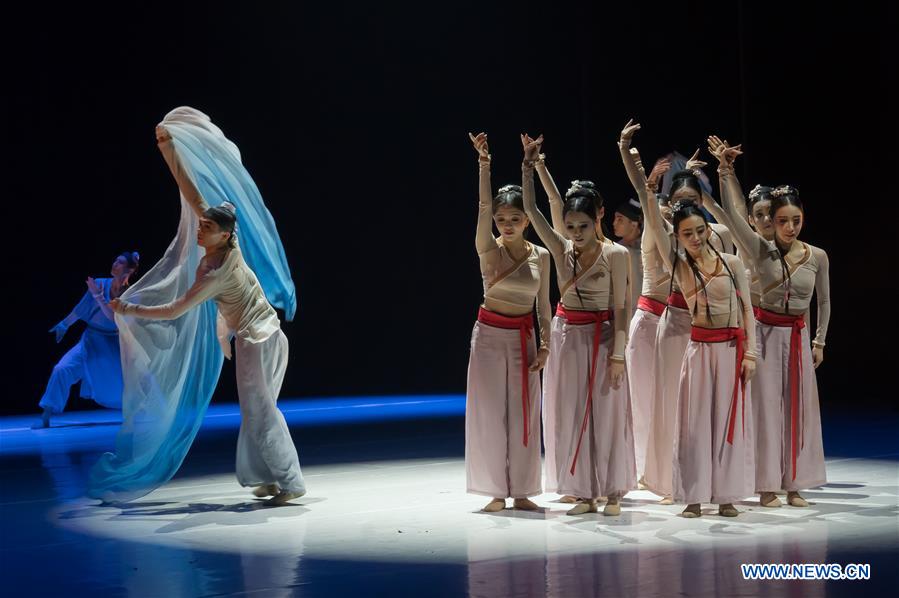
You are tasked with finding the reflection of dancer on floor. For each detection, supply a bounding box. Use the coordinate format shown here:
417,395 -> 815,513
521,134 -> 634,517
709,136 -> 830,509
465,132 -> 550,513
107,125 -> 305,505
34,252 -> 139,429
636,129 -> 758,518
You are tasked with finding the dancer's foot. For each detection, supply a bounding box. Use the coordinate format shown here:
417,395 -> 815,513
603,497 -> 621,516
658,495 -> 674,505
265,489 -> 306,505
559,495 -> 580,503
513,498 -> 539,511
566,500 -> 598,516
482,498 -> 506,512
596,496 -> 608,503
718,503 -> 739,517
31,409 -> 51,429
787,491 -> 809,507
759,492 -> 782,508
681,504 -> 702,518
252,484 -> 280,498
637,476 -> 647,491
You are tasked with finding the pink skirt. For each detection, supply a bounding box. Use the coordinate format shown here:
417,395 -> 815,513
672,334 -> 755,505
642,304 -> 691,496
753,319 -> 826,491
465,318 -> 542,498
551,314 -> 636,499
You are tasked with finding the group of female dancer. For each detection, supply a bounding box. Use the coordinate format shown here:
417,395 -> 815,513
465,120 -> 830,518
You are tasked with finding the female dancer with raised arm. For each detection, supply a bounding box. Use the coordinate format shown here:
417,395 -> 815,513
709,138 -> 830,508
35,252 -> 139,428
521,134 -> 634,516
635,133 -> 758,518
684,144 -> 777,309
532,148 -> 621,503
465,132 -> 551,512
619,122 -> 735,503
90,107 -> 302,504
616,131 -> 676,492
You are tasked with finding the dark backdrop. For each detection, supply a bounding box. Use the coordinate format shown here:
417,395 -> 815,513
5,1 -> 895,414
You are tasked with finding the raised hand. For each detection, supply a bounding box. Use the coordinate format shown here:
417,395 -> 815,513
521,133 -> 544,162
707,135 -> 743,167
469,132 -> 489,159
707,135 -> 728,156
155,125 -> 172,143
685,148 -> 709,173
620,119 -> 641,143
647,158 -> 672,192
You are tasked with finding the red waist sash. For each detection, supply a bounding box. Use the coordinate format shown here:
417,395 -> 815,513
638,295 -> 666,317
667,291 -> 688,310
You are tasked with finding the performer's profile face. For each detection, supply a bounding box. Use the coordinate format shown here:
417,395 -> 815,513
613,212 -> 639,240
773,205 -> 803,245
493,205 -> 529,241
111,256 -> 130,277
197,218 -> 231,249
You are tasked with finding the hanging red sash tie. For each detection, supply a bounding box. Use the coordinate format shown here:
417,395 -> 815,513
477,307 -> 535,447
637,295 -> 667,317
754,307 -> 805,481
690,326 -> 747,444
667,291 -> 689,310
556,304 -> 613,475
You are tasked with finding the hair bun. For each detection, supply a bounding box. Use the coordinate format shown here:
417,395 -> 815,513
565,180 -> 600,202
569,179 -> 597,190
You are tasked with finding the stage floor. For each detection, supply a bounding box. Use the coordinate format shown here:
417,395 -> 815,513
1,396 -> 897,597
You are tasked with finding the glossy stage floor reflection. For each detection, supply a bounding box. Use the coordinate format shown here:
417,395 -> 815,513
2,396 -> 897,597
